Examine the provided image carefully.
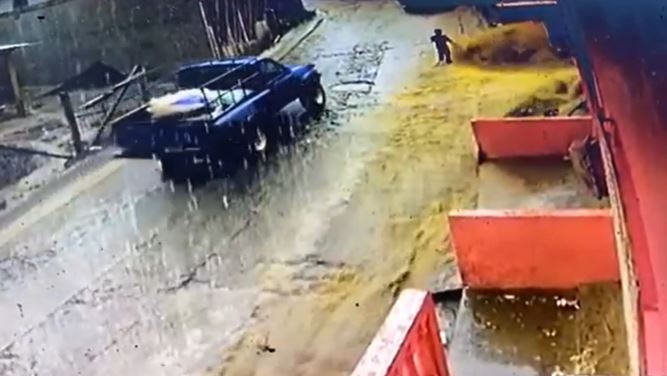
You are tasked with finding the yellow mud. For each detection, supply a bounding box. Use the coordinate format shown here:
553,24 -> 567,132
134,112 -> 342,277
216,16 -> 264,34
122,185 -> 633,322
453,22 -> 560,65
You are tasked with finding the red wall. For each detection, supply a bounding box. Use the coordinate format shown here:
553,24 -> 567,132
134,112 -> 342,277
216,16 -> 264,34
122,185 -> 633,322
583,30 -> 667,376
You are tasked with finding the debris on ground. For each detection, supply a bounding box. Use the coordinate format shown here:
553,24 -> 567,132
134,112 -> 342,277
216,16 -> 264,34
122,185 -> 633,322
453,22 -> 561,65
504,70 -> 581,117
0,97 -> 98,215
0,151 -> 44,191
447,18 -> 588,117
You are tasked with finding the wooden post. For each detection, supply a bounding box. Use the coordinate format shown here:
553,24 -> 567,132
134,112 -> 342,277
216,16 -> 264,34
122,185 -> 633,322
59,92 -> 83,156
7,52 -> 26,117
236,7 -> 251,43
199,1 -> 221,59
138,66 -> 150,103
100,65 -> 139,126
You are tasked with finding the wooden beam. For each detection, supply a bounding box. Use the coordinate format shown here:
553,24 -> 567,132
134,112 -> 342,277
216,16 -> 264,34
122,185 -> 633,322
596,118 -> 642,376
99,65 -> 140,127
59,92 -> 83,156
6,52 -> 25,117
79,69 -> 148,111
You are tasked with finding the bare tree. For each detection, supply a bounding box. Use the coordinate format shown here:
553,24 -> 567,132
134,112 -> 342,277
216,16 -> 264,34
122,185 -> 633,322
201,0 -> 310,56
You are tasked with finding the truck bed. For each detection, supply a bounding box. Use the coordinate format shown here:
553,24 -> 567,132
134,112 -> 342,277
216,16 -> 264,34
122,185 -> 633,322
114,117 -> 212,158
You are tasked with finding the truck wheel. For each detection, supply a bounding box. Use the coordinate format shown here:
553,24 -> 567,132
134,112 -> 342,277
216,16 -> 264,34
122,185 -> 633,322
240,125 -> 270,170
300,82 -> 326,119
244,114 -> 275,154
253,127 -> 268,152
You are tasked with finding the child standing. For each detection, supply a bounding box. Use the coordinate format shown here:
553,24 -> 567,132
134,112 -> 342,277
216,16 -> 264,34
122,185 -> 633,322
430,28 -> 454,65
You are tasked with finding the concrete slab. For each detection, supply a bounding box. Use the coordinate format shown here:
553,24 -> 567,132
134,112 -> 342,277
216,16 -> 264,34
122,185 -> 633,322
477,159 -> 607,210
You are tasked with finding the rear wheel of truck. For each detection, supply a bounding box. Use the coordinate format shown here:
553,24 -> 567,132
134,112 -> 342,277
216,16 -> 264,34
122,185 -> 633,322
252,127 -> 268,152
238,124 -> 271,172
300,82 -> 326,119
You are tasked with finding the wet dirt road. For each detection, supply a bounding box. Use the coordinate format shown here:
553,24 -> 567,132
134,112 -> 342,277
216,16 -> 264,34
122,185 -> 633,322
0,1 -> 462,374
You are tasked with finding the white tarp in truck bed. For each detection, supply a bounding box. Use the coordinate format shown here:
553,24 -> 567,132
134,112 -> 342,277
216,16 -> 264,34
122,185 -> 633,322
148,88 -> 253,119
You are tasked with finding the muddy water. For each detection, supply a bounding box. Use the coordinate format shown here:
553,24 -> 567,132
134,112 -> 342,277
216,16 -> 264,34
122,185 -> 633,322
449,284 -> 628,376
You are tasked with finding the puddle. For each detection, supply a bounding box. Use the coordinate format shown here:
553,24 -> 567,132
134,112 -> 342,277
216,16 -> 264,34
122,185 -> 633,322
330,82 -> 374,94
447,284 -> 629,376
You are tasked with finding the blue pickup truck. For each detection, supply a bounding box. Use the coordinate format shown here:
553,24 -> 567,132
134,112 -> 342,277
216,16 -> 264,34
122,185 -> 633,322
113,57 -> 325,180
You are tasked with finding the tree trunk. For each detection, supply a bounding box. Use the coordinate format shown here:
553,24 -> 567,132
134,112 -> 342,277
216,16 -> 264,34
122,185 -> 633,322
201,0 -> 310,57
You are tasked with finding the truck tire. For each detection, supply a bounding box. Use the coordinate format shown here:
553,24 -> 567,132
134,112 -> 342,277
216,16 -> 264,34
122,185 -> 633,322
300,82 -> 326,119
252,127 -> 268,152
242,119 -> 271,156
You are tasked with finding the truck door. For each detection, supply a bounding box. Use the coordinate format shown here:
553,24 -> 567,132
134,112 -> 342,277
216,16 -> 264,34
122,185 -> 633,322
258,59 -> 295,113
